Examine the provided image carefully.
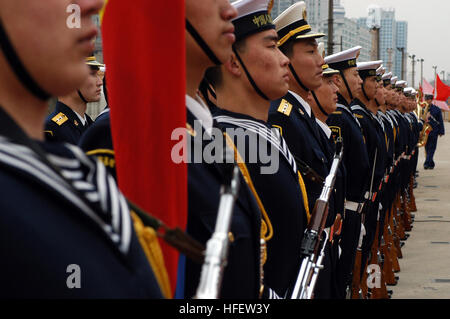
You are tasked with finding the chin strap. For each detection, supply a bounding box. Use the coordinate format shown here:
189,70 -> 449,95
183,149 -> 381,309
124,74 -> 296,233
339,70 -> 353,101
289,64 -> 310,92
361,82 -> 370,101
186,19 -> 221,66
311,91 -> 329,116
0,18 -> 51,101
233,46 -> 269,101
77,90 -> 88,104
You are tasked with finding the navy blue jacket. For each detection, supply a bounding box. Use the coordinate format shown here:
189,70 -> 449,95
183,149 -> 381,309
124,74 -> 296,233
326,95 -> 370,203
428,104 -> 445,136
45,101 -> 93,145
0,137 -> 162,298
79,109 -> 115,179
184,108 -> 262,299
213,108 -> 307,297
269,92 -> 330,214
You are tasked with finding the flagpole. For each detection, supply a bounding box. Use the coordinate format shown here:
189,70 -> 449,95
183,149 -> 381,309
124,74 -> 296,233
433,65 -> 438,99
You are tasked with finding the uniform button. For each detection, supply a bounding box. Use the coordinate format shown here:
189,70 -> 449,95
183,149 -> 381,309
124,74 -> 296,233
228,232 -> 235,243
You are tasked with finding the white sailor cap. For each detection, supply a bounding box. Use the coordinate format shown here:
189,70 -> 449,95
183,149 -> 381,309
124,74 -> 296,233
404,87 -> 413,95
390,76 -> 398,86
232,0 -> 275,42
376,65 -> 385,76
317,43 -> 339,76
274,1 -> 325,47
396,80 -> 407,88
357,60 -> 383,79
325,46 -> 362,71
382,72 -> 392,87
395,80 -> 407,92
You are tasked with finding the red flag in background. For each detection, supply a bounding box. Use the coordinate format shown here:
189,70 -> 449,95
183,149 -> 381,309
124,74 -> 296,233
102,1 -> 186,296
435,75 -> 450,101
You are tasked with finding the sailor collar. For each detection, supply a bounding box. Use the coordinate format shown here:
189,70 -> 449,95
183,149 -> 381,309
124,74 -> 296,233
315,118 -> 331,139
186,94 -> 213,134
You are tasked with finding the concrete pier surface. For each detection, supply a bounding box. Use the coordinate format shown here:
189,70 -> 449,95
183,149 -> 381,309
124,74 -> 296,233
392,122 -> 450,299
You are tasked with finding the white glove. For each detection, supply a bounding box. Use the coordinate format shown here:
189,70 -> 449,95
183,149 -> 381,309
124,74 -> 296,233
358,223 -> 366,249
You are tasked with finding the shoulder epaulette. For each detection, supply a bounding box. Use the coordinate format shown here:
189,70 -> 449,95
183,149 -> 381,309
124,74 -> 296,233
277,99 -> 293,116
51,112 -> 69,126
355,114 -> 364,119
332,111 -> 342,115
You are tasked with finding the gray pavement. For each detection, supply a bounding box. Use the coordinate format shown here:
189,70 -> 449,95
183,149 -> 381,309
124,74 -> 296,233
392,122 -> 450,299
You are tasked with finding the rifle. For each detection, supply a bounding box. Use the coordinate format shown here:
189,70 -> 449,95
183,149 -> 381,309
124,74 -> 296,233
195,165 -> 241,299
290,139 -> 344,299
351,148 -> 378,299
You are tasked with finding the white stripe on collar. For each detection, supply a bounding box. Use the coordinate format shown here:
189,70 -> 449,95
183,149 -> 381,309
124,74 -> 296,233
186,94 -> 213,134
315,118 -> 332,139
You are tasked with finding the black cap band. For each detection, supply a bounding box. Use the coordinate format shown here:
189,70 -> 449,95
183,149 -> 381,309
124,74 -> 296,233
358,69 -> 377,80
328,59 -> 357,71
232,10 -> 275,42
0,19 -> 51,101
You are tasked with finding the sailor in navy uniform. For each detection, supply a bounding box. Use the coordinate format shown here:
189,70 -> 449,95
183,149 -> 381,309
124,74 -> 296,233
307,61 -> 346,298
424,94 -> 445,169
79,107 -> 115,178
206,0 -> 309,297
79,77 -> 116,179
325,46 -> 371,298
45,56 -> 103,144
351,60 -> 386,278
0,1 -> 162,298
268,2 -> 329,215
183,0 -> 264,299
376,71 -> 396,243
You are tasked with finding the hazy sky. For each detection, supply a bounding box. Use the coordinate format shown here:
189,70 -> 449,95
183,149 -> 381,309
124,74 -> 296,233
341,0 -> 450,85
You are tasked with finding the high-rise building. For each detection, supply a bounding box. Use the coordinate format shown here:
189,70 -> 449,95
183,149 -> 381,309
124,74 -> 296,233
396,21 -> 408,81
305,0 -> 372,59
359,8 -> 408,81
271,0 -> 297,18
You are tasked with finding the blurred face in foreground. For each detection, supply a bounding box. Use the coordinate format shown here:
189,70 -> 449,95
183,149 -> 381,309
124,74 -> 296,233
0,0 -> 104,96
185,0 -> 237,65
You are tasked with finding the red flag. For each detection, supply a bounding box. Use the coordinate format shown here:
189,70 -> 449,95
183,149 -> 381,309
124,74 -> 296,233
102,1 -> 186,295
435,75 -> 450,101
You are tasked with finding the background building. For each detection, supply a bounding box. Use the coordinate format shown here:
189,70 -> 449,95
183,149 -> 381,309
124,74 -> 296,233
271,0 -> 297,18
358,8 -> 408,81
304,0 -> 371,60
